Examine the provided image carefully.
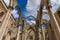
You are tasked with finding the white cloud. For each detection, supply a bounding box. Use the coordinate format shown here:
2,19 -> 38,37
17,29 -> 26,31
26,0 -> 40,11
26,0 -> 60,17
42,14 -> 50,21
24,0 -> 60,24
11,9 -> 19,18
25,0 -> 40,18
25,10 -> 38,18
26,20 -> 36,25
50,0 -> 57,3
50,0 -> 60,5
50,0 -> 60,13
4,0 -> 10,7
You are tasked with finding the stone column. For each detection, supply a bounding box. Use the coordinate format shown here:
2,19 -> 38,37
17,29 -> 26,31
42,25 -> 45,40
39,30 -> 43,40
16,27 -> 22,40
5,31 -> 11,40
0,10 -> 11,40
35,20 -> 39,40
46,23 -> 52,40
46,23 -> 58,40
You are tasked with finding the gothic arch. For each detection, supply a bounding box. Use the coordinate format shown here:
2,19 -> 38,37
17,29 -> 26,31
26,27 -> 35,40
25,15 -> 36,20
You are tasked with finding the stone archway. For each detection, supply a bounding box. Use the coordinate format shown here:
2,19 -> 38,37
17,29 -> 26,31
26,27 -> 35,40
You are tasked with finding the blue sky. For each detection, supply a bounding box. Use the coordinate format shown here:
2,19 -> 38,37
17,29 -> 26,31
17,0 -> 40,18
16,0 -> 60,25
4,0 -> 60,25
16,0 -> 60,21
17,0 -> 27,11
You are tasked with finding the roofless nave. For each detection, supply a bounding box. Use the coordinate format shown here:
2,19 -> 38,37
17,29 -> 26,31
0,0 -> 60,40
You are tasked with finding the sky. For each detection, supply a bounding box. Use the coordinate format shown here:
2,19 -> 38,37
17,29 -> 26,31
4,0 -> 60,26
17,0 -> 60,23
16,0 -> 60,18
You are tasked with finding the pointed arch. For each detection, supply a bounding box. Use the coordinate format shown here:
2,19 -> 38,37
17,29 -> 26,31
26,26 -> 35,40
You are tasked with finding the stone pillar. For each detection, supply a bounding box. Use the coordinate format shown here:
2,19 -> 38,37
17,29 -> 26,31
5,31 -> 11,40
46,23 -> 52,40
35,20 -> 39,40
46,23 -> 58,40
16,27 -> 22,40
41,25 -> 45,40
24,31 -> 28,40
0,10 -> 11,40
39,30 -> 43,40
5,34 -> 10,40
41,32 -> 44,40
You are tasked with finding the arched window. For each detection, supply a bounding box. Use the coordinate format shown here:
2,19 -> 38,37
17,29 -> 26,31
43,23 -> 47,28
19,25 -> 22,31
42,14 -> 50,21
25,15 -> 36,25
